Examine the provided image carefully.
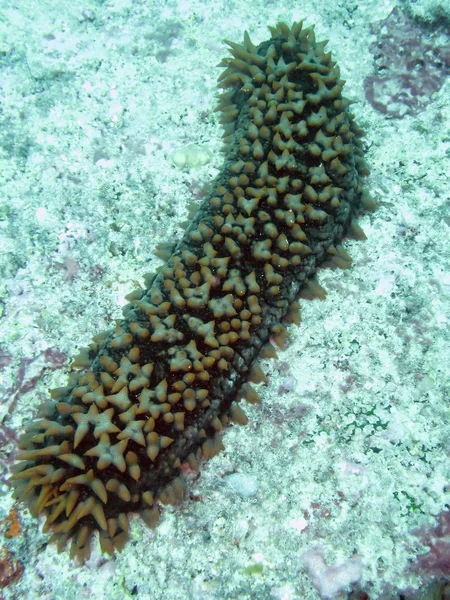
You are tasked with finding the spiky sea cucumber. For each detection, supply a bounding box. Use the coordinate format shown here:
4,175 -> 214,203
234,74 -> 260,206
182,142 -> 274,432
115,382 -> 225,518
10,21 -> 373,561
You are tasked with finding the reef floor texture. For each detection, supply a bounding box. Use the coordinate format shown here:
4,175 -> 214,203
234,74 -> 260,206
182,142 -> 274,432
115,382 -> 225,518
0,0 -> 449,599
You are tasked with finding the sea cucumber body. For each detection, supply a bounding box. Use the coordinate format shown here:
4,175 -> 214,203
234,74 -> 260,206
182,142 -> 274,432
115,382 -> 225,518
11,22 -> 370,560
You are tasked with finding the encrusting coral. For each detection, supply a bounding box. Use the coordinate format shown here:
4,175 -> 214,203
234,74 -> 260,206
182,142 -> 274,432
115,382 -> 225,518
10,21 -> 373,561
364,7 -> 450,118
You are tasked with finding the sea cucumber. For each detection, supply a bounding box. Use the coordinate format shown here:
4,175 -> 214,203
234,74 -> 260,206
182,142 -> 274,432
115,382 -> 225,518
10,21 -> 373,561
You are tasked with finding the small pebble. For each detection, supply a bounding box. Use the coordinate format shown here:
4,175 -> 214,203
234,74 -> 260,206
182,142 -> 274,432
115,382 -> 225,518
171,144 -> 212,168
225,473 -> 259,498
